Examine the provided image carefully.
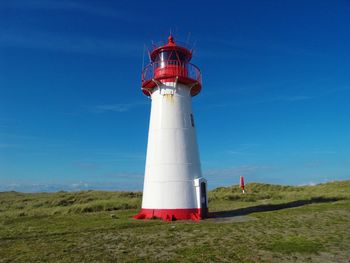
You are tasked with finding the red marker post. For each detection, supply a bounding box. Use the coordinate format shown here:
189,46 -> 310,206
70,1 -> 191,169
240,176 -> 245,194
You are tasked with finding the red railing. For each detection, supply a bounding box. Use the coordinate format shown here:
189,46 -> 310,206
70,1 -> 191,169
142,60 -> 202,85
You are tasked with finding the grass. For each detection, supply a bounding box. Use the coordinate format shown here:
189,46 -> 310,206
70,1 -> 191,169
264,236 -> 323,254
0,181 -> 349,262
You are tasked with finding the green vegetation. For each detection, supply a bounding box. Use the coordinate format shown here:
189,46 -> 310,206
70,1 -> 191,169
0,181 -> 349,262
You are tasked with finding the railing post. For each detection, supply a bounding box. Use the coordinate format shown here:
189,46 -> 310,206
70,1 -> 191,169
142,62 -> 201,88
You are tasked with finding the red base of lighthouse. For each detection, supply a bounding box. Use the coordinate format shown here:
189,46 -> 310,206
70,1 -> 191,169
134,208 -> 208,221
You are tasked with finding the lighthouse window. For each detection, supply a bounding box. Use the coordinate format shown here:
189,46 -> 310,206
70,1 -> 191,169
190,114 -> 195,127
155,50 -> 187,68
160,51 -> 169,61
169,51 -> 178,61
158,51 -> 179,62
178,52 -> 187,62
157,51 -> 168,68
155,54 -> 160,62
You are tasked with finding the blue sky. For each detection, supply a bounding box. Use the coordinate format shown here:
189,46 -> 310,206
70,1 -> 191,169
1,0 -> 350,192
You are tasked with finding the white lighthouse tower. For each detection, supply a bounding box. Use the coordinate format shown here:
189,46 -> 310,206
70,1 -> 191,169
134,35 -> 208,221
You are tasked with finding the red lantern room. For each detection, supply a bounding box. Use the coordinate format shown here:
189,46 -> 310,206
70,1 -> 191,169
141,35 -> 202,97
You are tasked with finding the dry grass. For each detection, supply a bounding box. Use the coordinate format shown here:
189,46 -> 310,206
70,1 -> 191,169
0,181 -> 349,262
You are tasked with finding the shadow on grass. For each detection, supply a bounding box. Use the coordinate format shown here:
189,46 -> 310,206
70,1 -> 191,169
211,197 -> 342,219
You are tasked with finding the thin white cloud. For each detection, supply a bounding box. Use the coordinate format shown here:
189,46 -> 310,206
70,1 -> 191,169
204,165 -> 272,179
227,143 -> 260,156
72,161 -> 100,171
91,104 -> 134,113
0,1 -> 141,56
0,31 -> 142,57
0,143 -> 20,149
0,0 -> 130,20
277,95 -> 312,102
0,180 -> 142,192
304,160 -> 326,168
298,181 -> 317,186
88,102 -> 147,113
201,38 -> 327,60
321,86 -> 350,96
206,85 -> 350,109
245,95 -> 312,105
311,150 -> 337,155
94,151 -> 145,160
206,94 -> 312,109
106,172 -> 143,180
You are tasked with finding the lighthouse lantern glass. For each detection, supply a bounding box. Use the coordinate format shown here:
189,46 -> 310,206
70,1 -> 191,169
155,50 -> 188,69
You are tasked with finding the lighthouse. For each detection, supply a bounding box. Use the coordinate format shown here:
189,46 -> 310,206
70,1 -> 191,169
134,35 -> 208,221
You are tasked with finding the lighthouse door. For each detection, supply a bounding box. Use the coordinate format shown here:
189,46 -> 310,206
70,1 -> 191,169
200,182 -> 208,218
